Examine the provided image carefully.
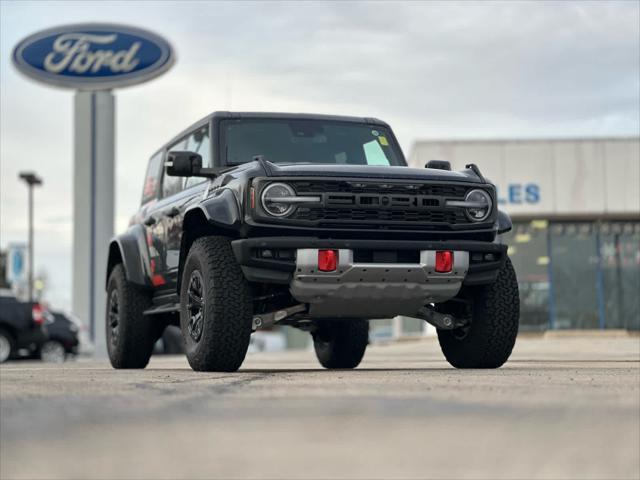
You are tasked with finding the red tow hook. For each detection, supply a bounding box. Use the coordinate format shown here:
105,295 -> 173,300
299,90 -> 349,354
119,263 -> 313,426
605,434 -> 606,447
435,251 -> 453,273
318,249 -> 338,272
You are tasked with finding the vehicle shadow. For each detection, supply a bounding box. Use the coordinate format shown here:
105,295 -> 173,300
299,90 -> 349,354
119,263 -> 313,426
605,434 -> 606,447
240,367 -> 456,373
141,366 -> 550,374
142,360 -> 638,375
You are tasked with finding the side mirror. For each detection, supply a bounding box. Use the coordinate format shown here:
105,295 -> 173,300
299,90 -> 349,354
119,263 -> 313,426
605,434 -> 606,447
165,151 -> 202,177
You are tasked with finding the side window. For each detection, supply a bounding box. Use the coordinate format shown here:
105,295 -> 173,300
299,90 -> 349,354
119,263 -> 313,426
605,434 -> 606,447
162,125 -> 212,196
141,152 -> 163,205
185,125 -> 212,167
184,126 -> 211,189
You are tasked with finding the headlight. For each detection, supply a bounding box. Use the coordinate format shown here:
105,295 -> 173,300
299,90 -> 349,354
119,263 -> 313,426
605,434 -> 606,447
261,183 -> 297,217
445,189 -> 492,222
259,182 -> 321,218
463,189 -> 492,221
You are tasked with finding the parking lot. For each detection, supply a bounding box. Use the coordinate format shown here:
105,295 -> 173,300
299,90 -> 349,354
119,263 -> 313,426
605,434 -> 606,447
1,334 -> 639,480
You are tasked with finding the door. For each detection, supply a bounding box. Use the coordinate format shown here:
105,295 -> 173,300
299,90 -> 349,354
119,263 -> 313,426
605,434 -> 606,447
159,124 -> 213,288
549,222 -> 600,329
601,222 -> 640,330
139,152 -> 168,288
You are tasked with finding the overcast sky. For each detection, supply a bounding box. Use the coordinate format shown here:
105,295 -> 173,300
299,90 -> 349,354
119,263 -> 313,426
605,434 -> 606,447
1,0 -> 639,312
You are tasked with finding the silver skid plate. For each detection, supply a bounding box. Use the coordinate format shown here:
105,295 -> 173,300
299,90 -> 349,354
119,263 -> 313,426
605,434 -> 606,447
290,249 -> 469,318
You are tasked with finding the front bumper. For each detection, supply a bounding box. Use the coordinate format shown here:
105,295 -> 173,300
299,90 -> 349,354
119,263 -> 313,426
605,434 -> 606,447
231,236 -> 507,288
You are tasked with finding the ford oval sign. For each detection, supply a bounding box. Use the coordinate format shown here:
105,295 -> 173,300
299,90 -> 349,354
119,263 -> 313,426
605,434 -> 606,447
12,23 -> 175,89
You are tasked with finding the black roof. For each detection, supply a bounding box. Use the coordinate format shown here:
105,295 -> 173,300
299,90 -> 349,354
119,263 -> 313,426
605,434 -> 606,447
210,111 -> 388,125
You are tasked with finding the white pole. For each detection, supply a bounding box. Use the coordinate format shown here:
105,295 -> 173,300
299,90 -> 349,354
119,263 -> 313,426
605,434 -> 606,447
27,184 -> 34,302
72,91 -> 114,357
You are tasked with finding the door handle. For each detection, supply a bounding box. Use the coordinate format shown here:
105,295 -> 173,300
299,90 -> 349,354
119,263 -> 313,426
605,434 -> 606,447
143,216 -> 156,226
165,206 -> 180,218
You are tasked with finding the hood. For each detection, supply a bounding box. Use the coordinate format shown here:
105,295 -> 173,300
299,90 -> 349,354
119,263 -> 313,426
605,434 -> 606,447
260,162 -> 486,184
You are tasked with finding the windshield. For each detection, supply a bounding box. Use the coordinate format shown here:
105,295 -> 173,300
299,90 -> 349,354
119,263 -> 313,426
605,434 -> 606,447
221,118 -> 405,166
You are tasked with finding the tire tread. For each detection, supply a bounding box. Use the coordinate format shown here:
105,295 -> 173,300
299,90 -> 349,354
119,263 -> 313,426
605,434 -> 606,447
0,328 -> 15,363
182,236 -> 252,372
107,264 -> 155,369
313,319 -> 369,369
438,257 -> 519,368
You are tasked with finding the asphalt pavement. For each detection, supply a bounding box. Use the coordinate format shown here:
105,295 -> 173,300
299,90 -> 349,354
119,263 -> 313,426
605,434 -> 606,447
1,334 -> 639,480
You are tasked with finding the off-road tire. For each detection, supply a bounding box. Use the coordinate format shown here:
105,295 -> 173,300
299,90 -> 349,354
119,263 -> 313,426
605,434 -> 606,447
106,264 -> 155,369
180,236 -> 252,372
0,328 -> 15,364
438,257 -> 519,369
313,319 -> 369,369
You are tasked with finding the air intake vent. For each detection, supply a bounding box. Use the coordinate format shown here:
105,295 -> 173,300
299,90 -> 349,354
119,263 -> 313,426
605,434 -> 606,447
327,194 -> 355,205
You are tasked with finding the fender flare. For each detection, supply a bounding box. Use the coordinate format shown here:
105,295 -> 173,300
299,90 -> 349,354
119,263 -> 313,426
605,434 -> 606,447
106,224 -> 151,289
177,189 -> 242,292
197,188 -> 242,228
496,210 -> 512,235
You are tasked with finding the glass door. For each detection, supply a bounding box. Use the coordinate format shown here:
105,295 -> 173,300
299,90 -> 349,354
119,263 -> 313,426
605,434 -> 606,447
549,223 -> 600,329
601,222 -> 640,330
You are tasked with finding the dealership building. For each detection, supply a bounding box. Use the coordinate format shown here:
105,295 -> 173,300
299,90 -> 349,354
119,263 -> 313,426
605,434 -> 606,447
407,137 -> 640,332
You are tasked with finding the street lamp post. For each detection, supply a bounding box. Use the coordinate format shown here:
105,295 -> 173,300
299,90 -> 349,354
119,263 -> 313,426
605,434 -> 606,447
18,172 -> 42,302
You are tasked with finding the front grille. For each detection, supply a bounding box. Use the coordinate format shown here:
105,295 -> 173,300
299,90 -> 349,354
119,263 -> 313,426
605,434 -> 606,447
295,207 -> 465,224
324,193 -> 441,208
284,179 -> 477,229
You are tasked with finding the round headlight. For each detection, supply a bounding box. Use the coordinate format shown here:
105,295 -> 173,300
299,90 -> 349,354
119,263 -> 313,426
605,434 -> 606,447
464,189 -> 492,222
261,183 -> 296,217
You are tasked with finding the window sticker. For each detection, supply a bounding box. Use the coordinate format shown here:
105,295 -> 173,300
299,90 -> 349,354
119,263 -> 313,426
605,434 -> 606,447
363,140 -> 390,166
371,130 -> 379,137
378,136 -> 389,146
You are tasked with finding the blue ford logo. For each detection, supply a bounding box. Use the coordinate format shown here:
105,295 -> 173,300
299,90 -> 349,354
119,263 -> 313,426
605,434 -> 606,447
12,23 -> 175,89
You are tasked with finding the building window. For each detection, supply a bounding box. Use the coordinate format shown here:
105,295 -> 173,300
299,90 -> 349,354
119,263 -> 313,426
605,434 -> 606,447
504,221 -> 550,331
506,220 -> 640,332
601,222 -> 640,330
549,223 -> 600,329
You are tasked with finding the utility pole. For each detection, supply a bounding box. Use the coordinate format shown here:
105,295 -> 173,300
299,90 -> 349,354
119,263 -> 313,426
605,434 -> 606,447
18,172 -> 42,302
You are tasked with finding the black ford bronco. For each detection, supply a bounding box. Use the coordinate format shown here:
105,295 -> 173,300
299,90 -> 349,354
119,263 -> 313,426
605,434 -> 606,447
106,112 -> 519,372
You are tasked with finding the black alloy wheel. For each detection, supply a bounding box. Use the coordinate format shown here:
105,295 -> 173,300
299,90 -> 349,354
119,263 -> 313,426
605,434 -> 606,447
186,270 -> 205,343
108,289 -> 120,349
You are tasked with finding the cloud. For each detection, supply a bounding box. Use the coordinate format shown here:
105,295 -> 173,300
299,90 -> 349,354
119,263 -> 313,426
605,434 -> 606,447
1,0 -> 638,312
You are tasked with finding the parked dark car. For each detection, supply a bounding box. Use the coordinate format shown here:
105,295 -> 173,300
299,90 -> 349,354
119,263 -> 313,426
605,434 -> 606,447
105,112 -> 519,372
37,311 -> 80,362
0,290 -> 48,363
